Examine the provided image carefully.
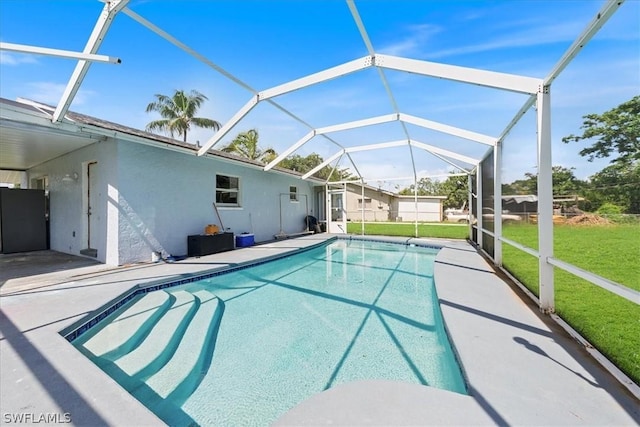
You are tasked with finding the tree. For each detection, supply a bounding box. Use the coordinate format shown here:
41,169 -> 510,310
503,173 -> 537,195
220,129 -> 277,164
562,96 -> 640,213
585,163 -> 640,213
562,95 -> 640,167
398,175 -> 468,209
398,177 -> 443,196
145,89 -> 220,143
551,166 -> 585,196
439,176 -> 469,209
502,166 -> 584,196
279,153 -> 353,180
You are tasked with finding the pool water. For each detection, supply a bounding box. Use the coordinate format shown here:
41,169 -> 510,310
73,238 -> 467,426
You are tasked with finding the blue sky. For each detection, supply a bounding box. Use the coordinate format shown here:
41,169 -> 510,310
1,0 -> 638,189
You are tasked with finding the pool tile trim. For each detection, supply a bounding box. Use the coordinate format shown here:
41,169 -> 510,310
62,235 -> 442,342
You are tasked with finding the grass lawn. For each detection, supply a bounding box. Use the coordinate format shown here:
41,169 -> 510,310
346,222 -> 469,239
346,221 -> 640,385
502,224 -> 639,386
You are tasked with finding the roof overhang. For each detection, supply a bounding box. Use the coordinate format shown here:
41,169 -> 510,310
0,99 -> 102,170
0,98 -> 322,184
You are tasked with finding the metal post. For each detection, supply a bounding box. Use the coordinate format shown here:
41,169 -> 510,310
537,85 -> 554,312
468,174 -> 473,239
414,176 -> 419,238
361,181 -> 365,235
325,185 -> 331,233
476,164 -> 483,249
493,141 -> 503,266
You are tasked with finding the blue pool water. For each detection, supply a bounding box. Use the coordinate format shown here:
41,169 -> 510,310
73,238 -> 467,426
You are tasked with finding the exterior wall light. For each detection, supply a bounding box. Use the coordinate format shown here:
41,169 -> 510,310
62,172 -> 79,183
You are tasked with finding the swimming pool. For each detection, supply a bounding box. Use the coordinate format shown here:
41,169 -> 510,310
71,238 -> 467,425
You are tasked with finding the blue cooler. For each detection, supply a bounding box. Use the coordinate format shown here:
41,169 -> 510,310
235,233 -> 255,248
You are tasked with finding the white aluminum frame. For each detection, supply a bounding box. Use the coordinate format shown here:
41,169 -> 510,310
0,42 -> 121,64
301,151 -> 345,180
493,140 -> 503,266
400,114 -> 496,146
5,0 -> 631,318
264,113 -> 490,177
53,0 -> 129,122
258,56 -> 373,100
374,54 -> 542,95
410,141 -> 479,165
536,85 -> 554,312
469,0 -> 632,314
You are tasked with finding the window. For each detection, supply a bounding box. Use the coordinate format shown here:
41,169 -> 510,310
31,176 -> 48,190
358,197 -> 372,209
289,186 -> 298,202
216,174 -> 240,206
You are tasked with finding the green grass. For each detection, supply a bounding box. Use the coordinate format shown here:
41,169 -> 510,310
503,224 -> 640,385
346,222 -> 469,239
503,224 -> 639,289
346,221 -> 640,385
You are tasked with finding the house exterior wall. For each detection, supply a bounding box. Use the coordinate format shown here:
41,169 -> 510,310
26,137 -> 318,266
27,139 -> 119,264
116,140 -> 317,265
343,184 -> 444,222
393,197 -> 444,222
344,184 -> 394,222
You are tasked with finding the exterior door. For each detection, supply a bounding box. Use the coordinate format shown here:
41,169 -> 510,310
327,186 -> 346,233
87,161 -> 98,250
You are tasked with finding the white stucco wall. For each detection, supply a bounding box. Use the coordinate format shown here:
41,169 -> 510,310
117,140 -> 317,265
26,136 -> 319,266
394,198 -> 443,222
27,139 -> 118,264
345,185 -> 393,222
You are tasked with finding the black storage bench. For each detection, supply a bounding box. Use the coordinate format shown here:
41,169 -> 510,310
187,233 -> 235,257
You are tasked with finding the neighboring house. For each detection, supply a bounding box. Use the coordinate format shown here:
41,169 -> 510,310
344,183 -> 446,222
392,195 -> 446,222
344,183 -> 395,222
502,195 -> 538,215
0,98 -> 323,265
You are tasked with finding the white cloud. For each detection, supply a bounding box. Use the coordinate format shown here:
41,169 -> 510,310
0,51 -> 38,66
374,18 -> 586,60
427,21 -> 585,60
25,82 -> 96,106
378,24 -> 442,57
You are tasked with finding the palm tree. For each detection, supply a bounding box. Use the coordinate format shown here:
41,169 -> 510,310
221,129 -> 277,164
145,89 -> 221,143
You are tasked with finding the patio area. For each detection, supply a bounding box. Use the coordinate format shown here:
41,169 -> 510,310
1,235 -> 637,425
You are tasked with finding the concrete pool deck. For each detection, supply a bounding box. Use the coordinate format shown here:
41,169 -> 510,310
1,234 -> 638,425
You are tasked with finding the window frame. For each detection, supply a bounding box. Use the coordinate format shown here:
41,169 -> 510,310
289,185 -> 299,202
357,197 -> 373,210
215,174 -> 241,207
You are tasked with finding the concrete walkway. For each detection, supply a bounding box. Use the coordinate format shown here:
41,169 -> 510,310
1,235 -> 638,426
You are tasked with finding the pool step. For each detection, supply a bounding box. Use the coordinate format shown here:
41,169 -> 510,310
79,291 -> 173,359
142,290 -> 224,403
111,290 -> 199,379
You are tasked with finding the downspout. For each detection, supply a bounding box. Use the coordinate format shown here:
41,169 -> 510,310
277,193 -> 285,237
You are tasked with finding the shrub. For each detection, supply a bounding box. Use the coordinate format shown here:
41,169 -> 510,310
596,203 -> 623,215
